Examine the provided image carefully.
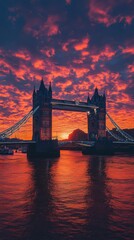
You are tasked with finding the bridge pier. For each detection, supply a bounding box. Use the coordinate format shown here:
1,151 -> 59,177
27,139 -> 60,159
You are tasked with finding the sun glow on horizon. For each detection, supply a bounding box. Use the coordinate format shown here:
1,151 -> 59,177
59,132 -> 70,140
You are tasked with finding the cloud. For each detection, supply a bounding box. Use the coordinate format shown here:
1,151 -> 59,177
89,0 -> 117,26
62,39 -> 76,52
88,0 -> 134,26
91,45 -> 116,63
74,37 -> 90,51
118,15 -> 134,25
41,48 -> 55,57
121,46 -> 134,55
13,50 -> 31,61
128,64 -> 134,73
24,15 -> 60,38
66,0 -> 71,5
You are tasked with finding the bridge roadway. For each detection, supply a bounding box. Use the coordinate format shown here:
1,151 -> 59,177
0,140 -> 134,146
51,99 -> 98,112
0,141 -> 35,145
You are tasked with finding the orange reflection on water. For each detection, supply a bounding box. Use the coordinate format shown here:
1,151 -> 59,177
49,151 -> 90,224
106,156 -> 134,213
0,153 -> 32,222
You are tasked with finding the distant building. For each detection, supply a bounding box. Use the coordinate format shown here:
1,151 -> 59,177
87,88 -> 106,140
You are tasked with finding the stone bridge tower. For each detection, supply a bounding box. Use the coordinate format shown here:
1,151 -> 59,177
87,88 -> 106,140
32,79 -> 52,141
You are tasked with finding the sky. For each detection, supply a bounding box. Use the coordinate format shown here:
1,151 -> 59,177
0,0 -> 134,139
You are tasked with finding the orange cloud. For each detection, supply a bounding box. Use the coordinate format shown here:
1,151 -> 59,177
13,50 -> 31,61
121,46 -> 134,55
81,51 -> 90,57
73,67 -> 89,78
91,45 -> 116,62
33,59 -> 45,70
55,79 -> 72,92
62,39 -> 76,51
74,37 -> 90,51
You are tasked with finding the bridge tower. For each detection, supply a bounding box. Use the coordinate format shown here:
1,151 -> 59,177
32,79 -> 52,141
87,88 -> 106,140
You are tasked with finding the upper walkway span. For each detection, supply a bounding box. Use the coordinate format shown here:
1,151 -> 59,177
51,99 -> 98,112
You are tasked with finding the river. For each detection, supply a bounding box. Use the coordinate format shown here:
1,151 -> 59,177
0,151 -> 134,240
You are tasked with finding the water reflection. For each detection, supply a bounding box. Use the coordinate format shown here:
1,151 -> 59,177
25,154 -> 89,240
24,160 -> 55,240
0,152 -> 134,240
87,156 -> 114,240
25,155 -> 114,240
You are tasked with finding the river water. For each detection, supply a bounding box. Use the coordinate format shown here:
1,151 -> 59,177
0,151 -> 134,240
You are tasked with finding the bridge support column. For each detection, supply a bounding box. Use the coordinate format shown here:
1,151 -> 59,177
32,80 -> 52,141
29,79 -> 60,159
87,88 -> 106,140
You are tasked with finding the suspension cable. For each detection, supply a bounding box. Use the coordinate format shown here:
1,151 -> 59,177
0,106 -> 39,139
106,127 -> 125,141
106,112 -> 134,142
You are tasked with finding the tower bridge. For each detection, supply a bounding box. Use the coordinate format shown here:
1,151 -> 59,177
32,79 -> 106,142
0,79 -> 133,157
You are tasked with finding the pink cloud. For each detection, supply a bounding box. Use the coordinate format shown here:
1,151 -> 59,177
119,15 -> 134,25
128,64 -> 134,73
73,58 -> 85,64
121,46 -> 134,55
62,42 -> 69,51
66,0 -> 71,5
41,48 -> 55,57
45,15 -> 60,36
89,0 -> 133,26
24,15 -> 60,38
89,0 -> 117,26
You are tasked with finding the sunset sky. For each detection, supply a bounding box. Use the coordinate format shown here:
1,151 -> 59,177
0,0 -> 134,139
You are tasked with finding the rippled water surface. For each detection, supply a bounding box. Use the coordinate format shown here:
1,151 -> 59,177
0,151 -> 134,240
